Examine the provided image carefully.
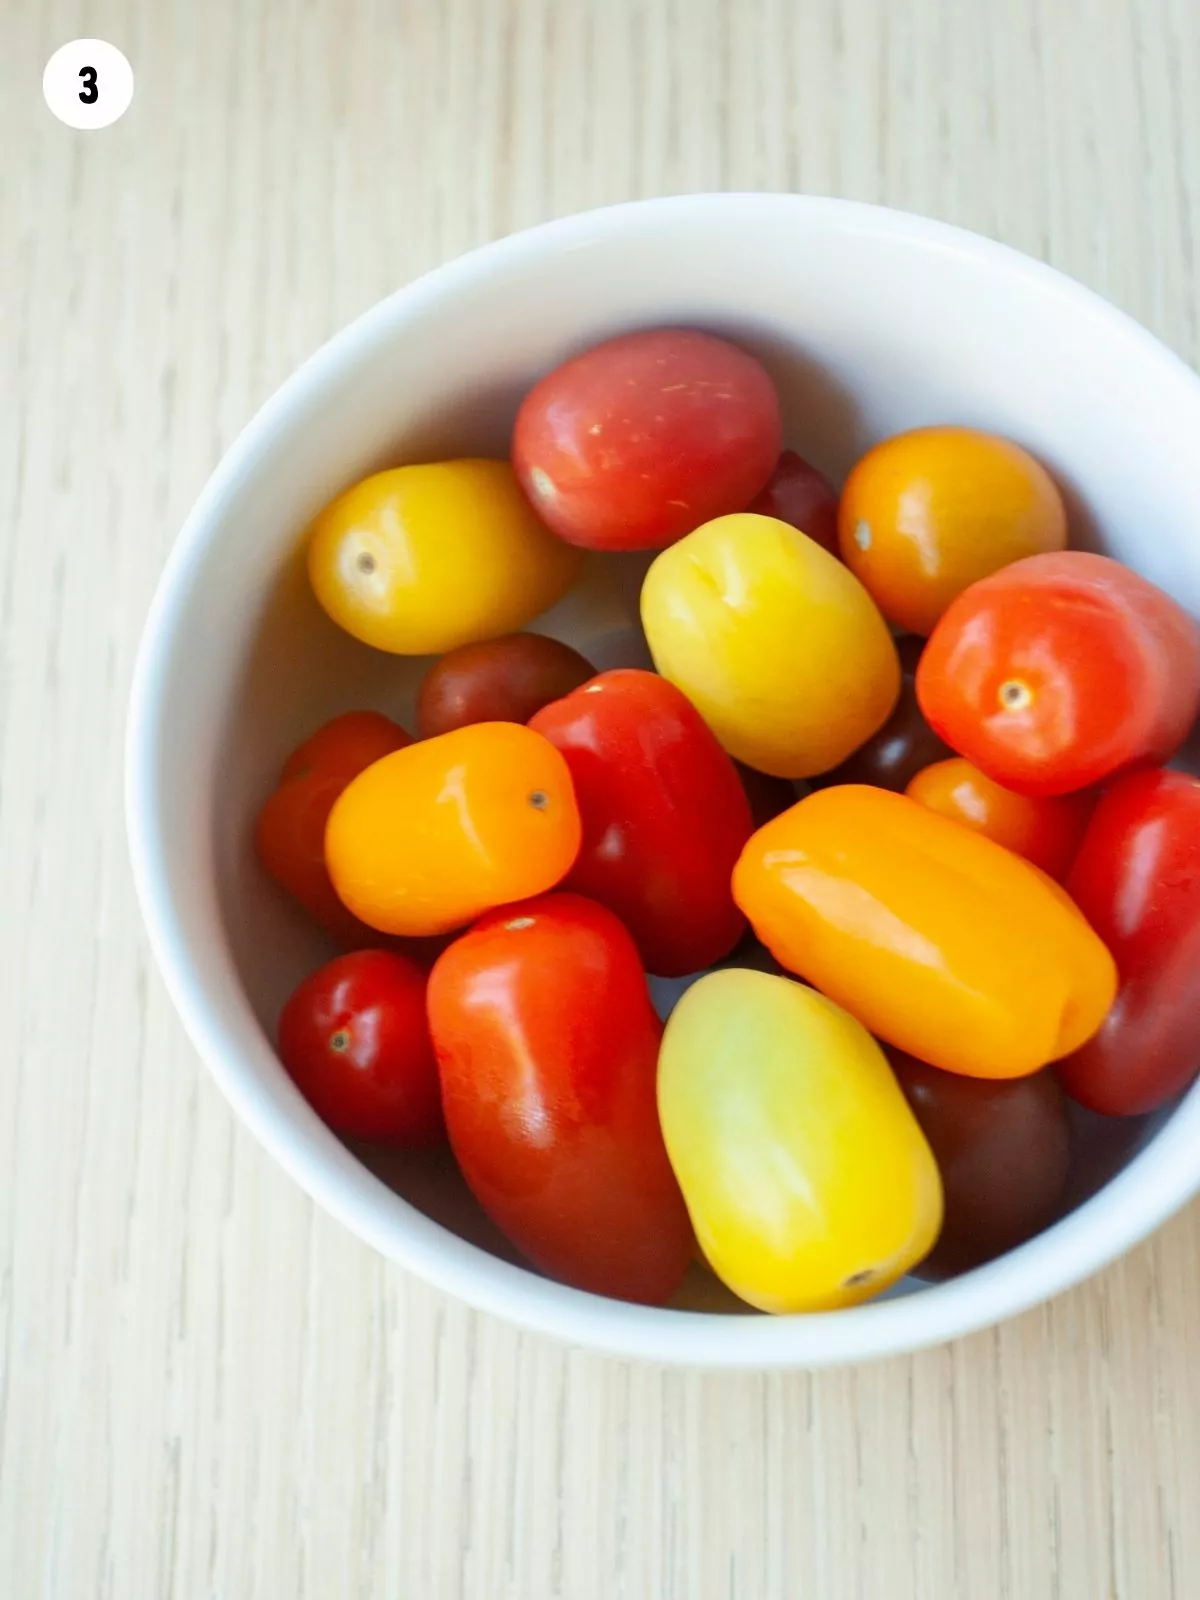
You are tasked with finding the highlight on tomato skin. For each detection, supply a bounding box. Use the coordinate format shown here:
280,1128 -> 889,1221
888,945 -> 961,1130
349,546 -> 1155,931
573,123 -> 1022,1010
427,893 -> 694,1305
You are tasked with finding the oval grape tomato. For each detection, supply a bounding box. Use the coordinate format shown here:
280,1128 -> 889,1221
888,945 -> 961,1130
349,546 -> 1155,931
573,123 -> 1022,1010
658,969 -> 942,1312
307,460 -> 582,654
529,670 -> 753,975
428,894 -> 693,1304
641,513 -> 900,778
734,785 -> 1117,1079
326,722 -> 581,936
1059,769 -> 1200,1114
513,329 -> 781,551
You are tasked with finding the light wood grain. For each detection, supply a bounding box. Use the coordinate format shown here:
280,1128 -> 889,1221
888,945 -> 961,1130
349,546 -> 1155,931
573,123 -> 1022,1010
3,1 -> 1200,1594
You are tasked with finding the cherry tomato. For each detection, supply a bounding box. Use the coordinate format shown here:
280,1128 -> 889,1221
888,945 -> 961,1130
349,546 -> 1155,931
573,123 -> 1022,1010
256,711 -> 411,946
918,552 -> 1200,797
658,970 -> 941,1312
307,460 -> 582,654
641,513 -> 901,778
747,449 -> 839,554
839,426 -> 1067,635
818,635 -> 951,791
513,329 -> 782,551
889,1052 -> 1070,1279
428,894 -> 693,1303
326,722 -> 581,936
416,632 -> 594,739
277,950 -> 444,1144
529,669 -> 753,975
734,785 -> 1117,1080
1059,769 -> 1200,1114
906,757 -> 1093,879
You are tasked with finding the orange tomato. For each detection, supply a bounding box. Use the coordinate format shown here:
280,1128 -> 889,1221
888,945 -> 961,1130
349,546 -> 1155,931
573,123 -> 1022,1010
256,711 -> 411,946
325,722 -> 582,936
732,785 -> 1116,1079
838,427 -> 1067,635
906,757 -> 1094,879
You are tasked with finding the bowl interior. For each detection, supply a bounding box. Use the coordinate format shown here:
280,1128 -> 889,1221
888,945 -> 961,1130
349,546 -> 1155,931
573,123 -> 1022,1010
136,196 -> 1200,1354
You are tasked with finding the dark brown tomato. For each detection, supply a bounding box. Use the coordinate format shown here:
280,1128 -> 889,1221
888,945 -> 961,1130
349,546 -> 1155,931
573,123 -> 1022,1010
819,634 -> 951,789
889,1050 -> 1070,1280
416,633 -> 595,739
747,449 -> 840,555
734,762 -> 799,831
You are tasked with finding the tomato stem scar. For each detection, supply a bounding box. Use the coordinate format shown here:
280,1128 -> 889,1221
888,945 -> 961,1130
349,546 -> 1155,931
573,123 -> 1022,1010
330,1030 -> 351,1052
528,790 -> 549,810
356,551 -> 377,575
999,679 -> 1033,712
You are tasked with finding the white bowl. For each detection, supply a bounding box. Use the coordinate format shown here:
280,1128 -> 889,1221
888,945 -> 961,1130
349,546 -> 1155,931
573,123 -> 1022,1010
127,194 -> 1200,1367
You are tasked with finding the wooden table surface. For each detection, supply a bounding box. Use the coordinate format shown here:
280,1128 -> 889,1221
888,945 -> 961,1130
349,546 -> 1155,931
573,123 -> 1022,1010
5,2 -> 1200,1595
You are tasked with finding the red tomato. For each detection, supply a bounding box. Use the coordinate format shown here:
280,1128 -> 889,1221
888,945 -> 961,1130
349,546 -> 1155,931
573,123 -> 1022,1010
890,1052 -> 1069,1278
747,449 -> 839,555
427,894 -> 693,1303
415,632 -> 595,738
1059,769 -> 1200,1115
529,669 -> 754,975
278,950 -> 444,1144
906,757 -> 1094,879
917,552 -> 1200,797
513,328 -> 782,551
256,711 -> 411,947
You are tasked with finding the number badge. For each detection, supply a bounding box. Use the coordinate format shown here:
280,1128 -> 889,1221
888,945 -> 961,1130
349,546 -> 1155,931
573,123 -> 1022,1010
43,40 -> 134,130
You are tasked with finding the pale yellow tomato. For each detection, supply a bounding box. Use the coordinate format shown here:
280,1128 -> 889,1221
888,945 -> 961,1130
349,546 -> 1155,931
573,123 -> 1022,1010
640,513 -> 900,778
307,459 -> 583,655
657,969 -> 942,1312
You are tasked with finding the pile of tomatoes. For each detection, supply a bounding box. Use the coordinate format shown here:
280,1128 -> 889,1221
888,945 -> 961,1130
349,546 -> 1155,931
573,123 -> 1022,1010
256,327 -> 1200,1314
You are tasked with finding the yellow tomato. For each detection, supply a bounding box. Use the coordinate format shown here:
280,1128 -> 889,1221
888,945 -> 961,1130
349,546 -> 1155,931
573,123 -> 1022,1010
733,785 -> 1117,1079
325,722 -> 581,936
307,459 -> 583,654
640,513 -> 900,778
658,969 -> 942,1313
839,427 -> 1067,636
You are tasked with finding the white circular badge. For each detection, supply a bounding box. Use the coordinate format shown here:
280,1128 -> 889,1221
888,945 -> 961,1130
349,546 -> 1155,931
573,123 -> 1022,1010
43,40 -> 134,130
